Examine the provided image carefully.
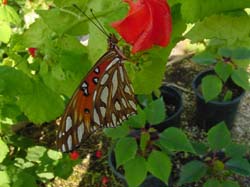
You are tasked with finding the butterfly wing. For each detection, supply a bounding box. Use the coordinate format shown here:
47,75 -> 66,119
92,58 -> 137,128
57,50 -> 136,152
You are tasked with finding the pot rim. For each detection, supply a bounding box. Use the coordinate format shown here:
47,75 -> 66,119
107,148 -> 168,187
192,69 -> 245,105
159,85 -> 183,122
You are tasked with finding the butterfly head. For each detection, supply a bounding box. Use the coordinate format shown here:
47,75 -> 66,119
108,34 -> 127,60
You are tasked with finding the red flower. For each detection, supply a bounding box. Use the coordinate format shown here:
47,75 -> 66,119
2,0 -> 7,5
95,150 -> 102,159
111,0 -> 172,53
28,48 -> 37,57
101,176 -> 109,186
69,150 -> 79,160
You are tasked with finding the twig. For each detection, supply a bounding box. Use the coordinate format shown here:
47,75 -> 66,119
167,53 -> 195,67
162,82 -> 194,94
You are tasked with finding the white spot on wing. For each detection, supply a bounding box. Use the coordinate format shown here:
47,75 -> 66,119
94,109 -> 100,125
121,98 -> 127,108
115,102 -> 121,110
93,91 -> 97,101
129,100 -> 137,110
62,144 -> 66,152
58,131 -> 62,138
112,113 -> 117,125
66,116 -> 72,132
77,122 -> 84,142
94,67 -> 100,73
67,135 -> 72,150
91,125 -> 97,131
82,82 -> 87,88
112,70 -> 118,97
119,66 -> 124,82
105,58 -> 119,71
101,74 -> 109,85
100,107 -> 106,117
101,86 -> 109,104
124,85 -> 131,94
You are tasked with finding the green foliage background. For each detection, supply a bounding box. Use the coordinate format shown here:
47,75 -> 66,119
0,0 -> 250,186
1,0 -> 248,126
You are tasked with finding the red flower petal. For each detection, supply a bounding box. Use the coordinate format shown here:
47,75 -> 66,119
28,48 -> 37,57
69,150 -> 79,160
111,0 -> 172,53
112,0 -> 149,44
95,150 -> 102,159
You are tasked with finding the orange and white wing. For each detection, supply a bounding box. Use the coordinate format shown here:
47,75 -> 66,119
57,51 -> 137,152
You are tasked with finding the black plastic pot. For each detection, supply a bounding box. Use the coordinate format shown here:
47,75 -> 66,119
153,86 -> 183,132
108,149 -> 168,187
192,69 -> 245,130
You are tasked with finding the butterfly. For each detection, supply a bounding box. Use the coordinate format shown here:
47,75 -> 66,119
57,34 -> 137,152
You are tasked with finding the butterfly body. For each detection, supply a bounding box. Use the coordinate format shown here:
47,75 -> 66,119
57,34 -> 137,152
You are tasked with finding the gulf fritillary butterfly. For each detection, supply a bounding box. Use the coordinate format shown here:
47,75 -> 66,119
57,34 -> 137,152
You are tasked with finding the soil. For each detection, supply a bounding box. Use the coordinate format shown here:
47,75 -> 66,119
16,51 -> 250,187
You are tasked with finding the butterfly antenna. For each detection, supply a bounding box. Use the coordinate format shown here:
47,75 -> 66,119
90,9 -> 109,36
72,4 -> 109,37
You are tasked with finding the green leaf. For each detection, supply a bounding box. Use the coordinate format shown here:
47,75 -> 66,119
223,90 -> 233,101
221,180 -> 240,187
215,62 -> 233,82
17,80 -> 65,124
0,171 -> 10,186
37,172 -> 54,180
0,138 -> 9,163
47,149 -> 62,160
37,8 -> 88,36
104,124 -> 129,139
219,47 -> 250,60
14,158 -> 34,169
201,75 -> 223,102
0,21 -> 11,43
178,160 -> 208,185
54,157 -> 74,179
192,51 -> 217,65
0,5 -> 21,25
87,22 -> 107,63
145,98 -> 166,125
191,142 -> 208,155
186,15 -> 250,46
159,127 -> 196,153
0,66 -> 33,96
203,178 -> 221,187
140,132 -> 150,152
54,0 -> 88,8
114,137 -> 137,167
147,151 -> 171,183
231,69 -> 250,90
181,0 -> 250,22
26,146 -> 46,163
124,156 -> 147,187
16,18 -> 52,48
12,171 -> 37,187
132,47 -> 172,94
0,79 -> 4,93
225,143 -> 247,158
40,35 -> 91,97
226,158 -> 250,176
207,122 -> 231,150
126,108 -> 146,128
